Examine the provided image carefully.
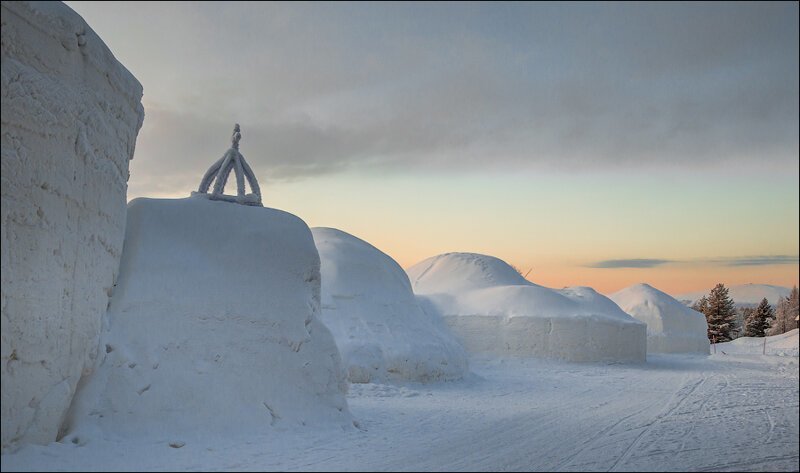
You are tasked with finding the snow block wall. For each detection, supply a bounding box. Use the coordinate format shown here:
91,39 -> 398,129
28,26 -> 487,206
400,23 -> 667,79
312,228 -> 468,383
408,253 -> 647,362
62,198 -> 350,442
1,1 -> 144,451
609,284 -> 710,354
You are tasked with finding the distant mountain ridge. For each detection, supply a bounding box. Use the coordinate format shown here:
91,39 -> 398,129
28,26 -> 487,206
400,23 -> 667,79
674,283 -> 792,306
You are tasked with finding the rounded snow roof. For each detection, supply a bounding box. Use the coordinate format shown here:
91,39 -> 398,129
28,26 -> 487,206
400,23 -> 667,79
312,227 -> 414,296
609,283 -> 708,335
311,228 -> 468,383
407,252 -> 529,294
407,253 -> 641,324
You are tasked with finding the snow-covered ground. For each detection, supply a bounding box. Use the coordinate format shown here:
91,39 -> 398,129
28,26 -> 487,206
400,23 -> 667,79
4,352 -> 797,471
715,329 -> 799,357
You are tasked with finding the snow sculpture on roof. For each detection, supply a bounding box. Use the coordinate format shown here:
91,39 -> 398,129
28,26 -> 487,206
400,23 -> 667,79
193,124 -> 262,206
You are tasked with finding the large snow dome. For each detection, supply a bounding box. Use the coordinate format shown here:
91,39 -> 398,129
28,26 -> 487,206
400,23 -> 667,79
407,253 -> 646,362
63,198 -> 351,443
312,228 -> 468,383
609,284 -> 710,354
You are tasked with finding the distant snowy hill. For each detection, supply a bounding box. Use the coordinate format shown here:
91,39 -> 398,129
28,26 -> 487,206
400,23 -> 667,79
674,283 -> 791,306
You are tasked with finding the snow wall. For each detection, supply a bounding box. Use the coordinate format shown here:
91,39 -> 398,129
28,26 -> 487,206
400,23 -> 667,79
62,198 -> 351,443
1,1 -> 144,451
312,228 -> 468,383
609,284 -> 710,354
408,253 -> 646,362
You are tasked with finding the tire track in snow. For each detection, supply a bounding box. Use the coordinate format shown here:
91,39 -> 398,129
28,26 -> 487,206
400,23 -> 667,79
552,399 -> 663,472
607,372 -> 709,472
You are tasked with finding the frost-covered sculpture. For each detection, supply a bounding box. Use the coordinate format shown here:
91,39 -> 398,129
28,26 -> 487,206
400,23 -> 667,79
193,124 -> 262,206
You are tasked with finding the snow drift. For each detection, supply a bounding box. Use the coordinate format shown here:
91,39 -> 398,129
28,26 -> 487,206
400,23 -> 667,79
1,1 -> 143,450
716,329 -> 799,357
407,253 -> 646,362
62,198 -> 351,443
609,284 -> 709,354
312,228 -> 468,383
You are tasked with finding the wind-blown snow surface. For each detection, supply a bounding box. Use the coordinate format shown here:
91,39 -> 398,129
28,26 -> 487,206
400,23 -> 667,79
1,1 -> 143,450
4,353 -> 797,471
610,284 -> 710,354
716,329 -> 799,357
311,228 -> 468,383
676,283 -> 791,306
407,253 -> 646,362
60,197 -> 351,444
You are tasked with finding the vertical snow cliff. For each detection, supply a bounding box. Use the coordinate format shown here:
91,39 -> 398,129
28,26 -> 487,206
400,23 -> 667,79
1,1 -> 144,450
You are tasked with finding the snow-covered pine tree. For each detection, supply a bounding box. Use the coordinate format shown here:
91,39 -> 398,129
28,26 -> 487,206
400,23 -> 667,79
768,286 -> 799,335
691,296 -> 708,315
744,298 -> 773,337
737,306 -> 755,337
704,283 -> 736,342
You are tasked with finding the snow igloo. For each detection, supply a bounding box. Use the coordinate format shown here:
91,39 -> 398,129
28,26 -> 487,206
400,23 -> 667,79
312,228 -> 469,383
609,284 -> 710,354
407,253 -> 646,362
62,127 -> 351,443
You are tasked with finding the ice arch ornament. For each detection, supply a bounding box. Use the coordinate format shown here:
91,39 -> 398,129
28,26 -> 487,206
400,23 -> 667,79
192,124 -> 263,206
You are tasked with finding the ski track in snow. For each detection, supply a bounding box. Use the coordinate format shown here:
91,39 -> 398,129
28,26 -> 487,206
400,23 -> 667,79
3,354 -> 798,472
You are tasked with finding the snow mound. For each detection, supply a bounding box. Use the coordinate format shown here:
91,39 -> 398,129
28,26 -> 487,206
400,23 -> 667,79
1,1 -> 143,451
408,253 -> 646,362
609,284 -> 709,354
716,329 -> 799,357
63,198 -> 351,442
676,284 -> 791,306
312,228 -> 468,383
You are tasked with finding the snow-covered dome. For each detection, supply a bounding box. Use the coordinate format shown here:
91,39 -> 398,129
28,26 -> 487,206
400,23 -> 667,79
192,124 -> 262,206
407,253 -> 646,362
609,283 -> 710,354
63,198 -> 351,442
313,228 -> 468,383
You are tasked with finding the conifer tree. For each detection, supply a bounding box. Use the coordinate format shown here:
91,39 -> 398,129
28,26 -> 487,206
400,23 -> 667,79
744,298 -> 773,337
691,296 -> 708,315
704,283 -> 736,342
769,286 -> 800,335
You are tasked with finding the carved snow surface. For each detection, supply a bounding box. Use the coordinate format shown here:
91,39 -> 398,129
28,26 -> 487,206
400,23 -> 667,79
62,198 -> 351,442
1,1 -> 143,451
407,253 -> 647,362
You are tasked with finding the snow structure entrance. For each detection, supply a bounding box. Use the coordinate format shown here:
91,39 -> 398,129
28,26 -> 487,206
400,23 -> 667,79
193,124 -> 262,206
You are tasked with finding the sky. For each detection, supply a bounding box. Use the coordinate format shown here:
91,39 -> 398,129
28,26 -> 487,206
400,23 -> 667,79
67,1 -> 799,295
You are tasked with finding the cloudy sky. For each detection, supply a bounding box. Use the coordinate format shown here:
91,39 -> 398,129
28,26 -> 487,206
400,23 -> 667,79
67,1 -> 798,294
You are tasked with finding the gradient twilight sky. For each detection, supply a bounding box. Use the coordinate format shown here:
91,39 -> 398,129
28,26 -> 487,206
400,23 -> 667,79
67,1 -> 799,295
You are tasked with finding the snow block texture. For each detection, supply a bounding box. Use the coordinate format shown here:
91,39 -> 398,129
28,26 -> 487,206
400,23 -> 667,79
312,228 -> 469,383
62,198 -> 351,442
609,284 -> 710,354
408,253 -> 646,362
1,1 -> 144,451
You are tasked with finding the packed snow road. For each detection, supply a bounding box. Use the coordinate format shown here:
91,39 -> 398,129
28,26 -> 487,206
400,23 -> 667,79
4,354 -> 798,471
